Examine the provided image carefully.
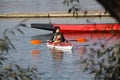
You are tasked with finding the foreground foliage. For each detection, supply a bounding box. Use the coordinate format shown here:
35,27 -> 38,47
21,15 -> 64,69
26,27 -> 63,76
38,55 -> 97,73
81,38 -> 120,80
0,19 -> 39,80
0,64 -> 37,80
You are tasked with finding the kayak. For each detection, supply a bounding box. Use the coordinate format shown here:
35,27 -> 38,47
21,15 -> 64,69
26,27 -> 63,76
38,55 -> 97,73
46,42 -> 73,50
31,23 -> 120,33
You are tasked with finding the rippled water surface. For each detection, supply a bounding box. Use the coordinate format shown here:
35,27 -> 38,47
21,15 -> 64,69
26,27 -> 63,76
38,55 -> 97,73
0,18 -> 119,80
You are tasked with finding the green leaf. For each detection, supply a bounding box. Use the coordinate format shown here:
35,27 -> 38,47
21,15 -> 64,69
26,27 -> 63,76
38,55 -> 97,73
83,64 -> 88,72
17,28 -> 24,35
9,40 -> 16,50
20,24 -> 27,27
10,31 -> 15,36
3,28 -> 9,35
15,64 -> 21,70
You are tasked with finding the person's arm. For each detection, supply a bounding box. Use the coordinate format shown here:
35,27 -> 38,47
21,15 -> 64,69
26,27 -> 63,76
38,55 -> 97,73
61,33 -> 69,42
61,34 -> 66,42
49,33 -> 56,42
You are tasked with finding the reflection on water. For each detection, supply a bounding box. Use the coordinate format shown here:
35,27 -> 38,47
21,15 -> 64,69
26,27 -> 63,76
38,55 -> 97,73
28,32 -> 120,80
77,46 -> 87,56
47,49 -> 87,80
64,33 -> 120,47
0,18 -> 119,80
32,49 -> 41,54
0,21 -> 119,80
31,49 -> 41,61
51,49 -> 64,62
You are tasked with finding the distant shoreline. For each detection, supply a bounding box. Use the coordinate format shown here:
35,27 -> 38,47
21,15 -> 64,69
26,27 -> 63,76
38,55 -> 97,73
0,11 -> 110,18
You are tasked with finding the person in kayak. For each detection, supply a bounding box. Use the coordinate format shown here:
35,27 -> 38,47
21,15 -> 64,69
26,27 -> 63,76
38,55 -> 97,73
53,32 -> 63,44
49,26 -> 67,42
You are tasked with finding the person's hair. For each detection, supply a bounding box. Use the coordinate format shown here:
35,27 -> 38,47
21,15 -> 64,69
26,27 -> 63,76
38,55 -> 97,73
53,26 -> 60,33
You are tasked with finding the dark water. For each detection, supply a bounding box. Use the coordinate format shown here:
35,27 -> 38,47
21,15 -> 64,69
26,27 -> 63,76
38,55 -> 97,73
0,0 -> 104,13
0,18 -> 119,80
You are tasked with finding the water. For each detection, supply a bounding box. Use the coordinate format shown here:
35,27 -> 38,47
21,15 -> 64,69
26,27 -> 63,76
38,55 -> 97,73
0,18 -> 120,80
0,0 -> 119,79
0,0 -> 104,13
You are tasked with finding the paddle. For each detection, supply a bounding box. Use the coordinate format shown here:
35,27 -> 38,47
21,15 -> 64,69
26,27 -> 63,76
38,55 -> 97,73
30,38 -> 87,45
69,38 -> 87,42
30,40 -> 42,45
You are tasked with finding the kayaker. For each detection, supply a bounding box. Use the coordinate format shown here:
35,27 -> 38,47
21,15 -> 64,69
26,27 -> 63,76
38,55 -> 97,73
53,32 -> 63,44
49,26 -> 66,42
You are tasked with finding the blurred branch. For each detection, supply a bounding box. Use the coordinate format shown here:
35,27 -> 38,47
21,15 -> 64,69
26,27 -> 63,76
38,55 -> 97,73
0,18 -> 39,79
0,19 -> 29,52
63,0 -> 80,17
97,0 -> 120,22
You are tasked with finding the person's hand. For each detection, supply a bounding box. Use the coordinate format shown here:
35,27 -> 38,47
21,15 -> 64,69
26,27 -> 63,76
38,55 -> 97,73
65,40 -> 69,43
47,40 -> 53,42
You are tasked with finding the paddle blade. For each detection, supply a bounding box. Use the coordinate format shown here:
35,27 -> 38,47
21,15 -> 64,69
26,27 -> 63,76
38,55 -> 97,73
30,40 -> 42,45
76,38 -> 87,42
